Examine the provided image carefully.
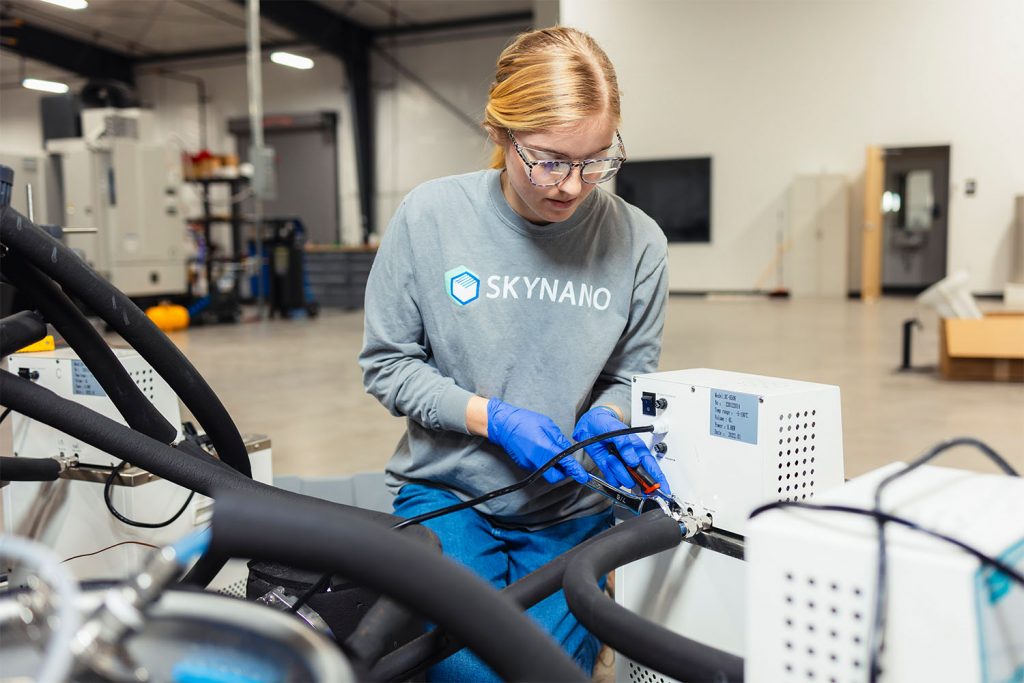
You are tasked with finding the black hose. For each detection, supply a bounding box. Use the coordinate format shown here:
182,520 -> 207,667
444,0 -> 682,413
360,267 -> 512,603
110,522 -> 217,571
209,489 -> 587,683
563,512 -> 745,682
0,370 -> 399,527
0,455 -> 61,482
2,257 -> 177,443
370,513 -> 642,681
0,310 -> 46,356
0,206 -> 250,477
343,597 -> 421,665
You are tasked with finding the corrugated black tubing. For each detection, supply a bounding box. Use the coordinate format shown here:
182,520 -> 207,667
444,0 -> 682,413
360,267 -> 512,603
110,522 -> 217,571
2,257 -> 177,443
0,310 -> 47,357
562,511 -> 745,682
370,513 -> 654,681
0,205 -> 250,476
0,370 -> 399,527
0,455 -> 61,482
209,489 -> 587,683
343,596 -> 420,665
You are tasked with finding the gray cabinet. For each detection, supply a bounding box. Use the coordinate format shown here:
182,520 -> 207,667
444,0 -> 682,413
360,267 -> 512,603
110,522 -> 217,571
305,249 -> 376,309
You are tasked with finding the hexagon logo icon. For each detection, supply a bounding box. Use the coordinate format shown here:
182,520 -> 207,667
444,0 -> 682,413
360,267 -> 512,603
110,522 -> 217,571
444,266 -> 481,306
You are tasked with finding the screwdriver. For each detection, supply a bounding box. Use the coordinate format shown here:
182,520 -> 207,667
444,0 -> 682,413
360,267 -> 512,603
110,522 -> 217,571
607,443 -> 662,495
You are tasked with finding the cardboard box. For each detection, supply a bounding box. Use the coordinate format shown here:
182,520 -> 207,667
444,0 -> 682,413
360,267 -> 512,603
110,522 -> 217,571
940,312 -> 1024,381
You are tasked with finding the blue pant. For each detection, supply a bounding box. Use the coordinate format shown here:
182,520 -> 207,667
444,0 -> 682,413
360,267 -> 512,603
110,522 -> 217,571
393,483 -> 613,682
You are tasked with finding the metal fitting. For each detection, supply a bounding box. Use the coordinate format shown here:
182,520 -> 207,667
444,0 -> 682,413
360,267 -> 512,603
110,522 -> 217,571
71,547 -> 181,681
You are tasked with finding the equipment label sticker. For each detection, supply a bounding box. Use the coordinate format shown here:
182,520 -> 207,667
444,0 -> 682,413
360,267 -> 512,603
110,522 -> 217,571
71,360 -> 106,397
709,389 -> 758,445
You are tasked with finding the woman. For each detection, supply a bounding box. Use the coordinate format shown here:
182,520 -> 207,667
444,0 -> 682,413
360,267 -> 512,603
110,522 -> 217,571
360,26 -> 669,680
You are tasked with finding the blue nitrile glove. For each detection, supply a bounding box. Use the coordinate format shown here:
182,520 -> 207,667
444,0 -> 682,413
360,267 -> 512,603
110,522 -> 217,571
573,406 -> 672,494
487,398 -> 589,485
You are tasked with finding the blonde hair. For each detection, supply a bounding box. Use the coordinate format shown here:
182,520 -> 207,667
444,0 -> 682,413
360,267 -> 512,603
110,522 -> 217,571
484,27 -> 621,169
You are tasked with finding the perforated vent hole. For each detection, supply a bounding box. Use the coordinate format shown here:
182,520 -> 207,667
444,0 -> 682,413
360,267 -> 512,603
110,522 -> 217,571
776,410 -> 818,501
627,661 -> 668,683
215,578 -> 249,600
781,571 -> 870,681
129,368 -> 157,401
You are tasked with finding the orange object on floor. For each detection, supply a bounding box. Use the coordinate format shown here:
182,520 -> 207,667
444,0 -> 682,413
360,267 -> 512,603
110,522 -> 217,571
146,303 -> 190,332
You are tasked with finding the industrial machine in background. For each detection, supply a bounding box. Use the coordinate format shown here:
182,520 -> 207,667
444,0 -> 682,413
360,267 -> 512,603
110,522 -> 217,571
45,107 -> 186,300
2,346 -> 272,594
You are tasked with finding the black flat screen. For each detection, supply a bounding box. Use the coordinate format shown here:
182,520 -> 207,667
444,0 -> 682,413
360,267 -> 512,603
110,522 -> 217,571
615,157 -> 712,243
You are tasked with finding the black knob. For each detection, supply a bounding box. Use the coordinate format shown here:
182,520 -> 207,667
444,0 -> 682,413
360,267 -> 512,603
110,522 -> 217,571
655,398 -> 668,410
653,442 -> 668,454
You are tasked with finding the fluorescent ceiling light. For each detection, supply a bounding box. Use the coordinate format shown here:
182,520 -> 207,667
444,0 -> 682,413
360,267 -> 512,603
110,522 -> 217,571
270,52 -> 314,70
22,78 -> 70,94
39,0 -> 89,9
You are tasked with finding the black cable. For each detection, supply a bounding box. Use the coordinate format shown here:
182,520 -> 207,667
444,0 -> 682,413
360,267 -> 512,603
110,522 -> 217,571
103,460 -> 196,529
0,407 -> 11,424
391,425 -> 655,530
289,425 -> 656,615
866,437 -> 1019,683
747,501 -> 1024,587
288,571 -> 332,614
749,496 -> 1024,683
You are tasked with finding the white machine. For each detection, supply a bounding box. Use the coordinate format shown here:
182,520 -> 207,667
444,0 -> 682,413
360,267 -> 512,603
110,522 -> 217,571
618,369 -> 847,681
747,463 -> 1024,683
46,108 -> 186,298
3,347 -> 271,589
8,347 -> 182,466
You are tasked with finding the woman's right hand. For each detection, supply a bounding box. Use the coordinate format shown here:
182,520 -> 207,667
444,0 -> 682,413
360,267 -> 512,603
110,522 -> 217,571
485,398 -> 589,485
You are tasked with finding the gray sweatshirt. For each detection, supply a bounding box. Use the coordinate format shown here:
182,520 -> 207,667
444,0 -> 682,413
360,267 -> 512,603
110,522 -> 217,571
360,169 -> 667,528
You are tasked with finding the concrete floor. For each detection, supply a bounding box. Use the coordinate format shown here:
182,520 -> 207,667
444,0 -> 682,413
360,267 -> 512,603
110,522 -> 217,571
165,296 -> 1022,480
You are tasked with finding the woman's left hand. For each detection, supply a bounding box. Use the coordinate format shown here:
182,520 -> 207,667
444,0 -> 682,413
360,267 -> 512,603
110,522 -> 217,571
572,406 -> 671,494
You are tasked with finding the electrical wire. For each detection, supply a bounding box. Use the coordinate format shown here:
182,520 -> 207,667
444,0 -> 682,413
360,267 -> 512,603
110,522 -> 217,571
391,425 -> 655,531
289,425 -> 657,614
60,540 -> 160,564
0,407 -> 11,424
750,437 -> 1020,683
747,501 -> 1024,588
866,437 -> 1018,683
104,461 -> 196,529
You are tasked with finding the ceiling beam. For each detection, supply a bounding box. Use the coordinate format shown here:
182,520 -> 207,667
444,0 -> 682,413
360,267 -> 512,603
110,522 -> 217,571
375,11 -> 533,37
231,0 -> 372,61
0,16 -> 135,84
134,41 -> 303,66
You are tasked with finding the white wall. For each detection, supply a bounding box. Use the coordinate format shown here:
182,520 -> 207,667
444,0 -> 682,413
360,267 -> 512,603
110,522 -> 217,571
562,0 -> 1024,294
372,32 -> 509,236
0,32 -> 513,244
134,51 -> 362,243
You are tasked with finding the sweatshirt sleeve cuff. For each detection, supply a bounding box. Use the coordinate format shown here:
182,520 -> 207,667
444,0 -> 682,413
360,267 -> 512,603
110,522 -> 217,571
591,384 -> 633,424
435,383 -> 476,434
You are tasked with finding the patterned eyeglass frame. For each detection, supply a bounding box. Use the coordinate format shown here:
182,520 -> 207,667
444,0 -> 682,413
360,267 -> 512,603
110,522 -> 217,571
506,129 -> 627,187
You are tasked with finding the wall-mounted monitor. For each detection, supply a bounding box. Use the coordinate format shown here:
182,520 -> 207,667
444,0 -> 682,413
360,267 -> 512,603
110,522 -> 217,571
615,157 -> 712,243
